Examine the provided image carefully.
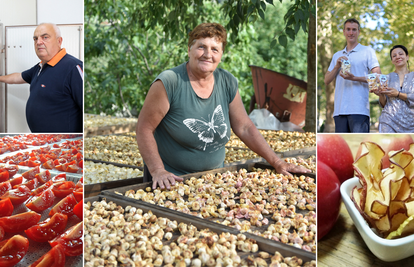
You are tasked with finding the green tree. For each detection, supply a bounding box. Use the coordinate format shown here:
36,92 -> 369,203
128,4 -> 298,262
85,0 -> 315,130
318,0 -> 413,132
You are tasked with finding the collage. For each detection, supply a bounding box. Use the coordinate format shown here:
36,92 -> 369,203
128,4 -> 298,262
0,0 -> 413,266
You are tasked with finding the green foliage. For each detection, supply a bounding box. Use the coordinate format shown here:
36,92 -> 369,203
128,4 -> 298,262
85,0 -> 310,116
317,0 -> 414,130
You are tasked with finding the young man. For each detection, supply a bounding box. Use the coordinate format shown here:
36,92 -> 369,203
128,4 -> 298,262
0,23 -> 83,133
324,18 -> 381,133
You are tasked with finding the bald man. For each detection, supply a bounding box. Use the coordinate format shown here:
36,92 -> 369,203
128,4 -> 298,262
0,23 -> 83,133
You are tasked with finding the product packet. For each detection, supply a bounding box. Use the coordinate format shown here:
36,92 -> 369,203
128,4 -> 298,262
341,59 -> 351,75
379,74 -> 389,91
366,73 -> 379,92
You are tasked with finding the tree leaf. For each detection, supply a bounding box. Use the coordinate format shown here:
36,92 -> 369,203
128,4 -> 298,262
270,38 -> 277,48
265,0 -> 274,5
294,20 -> 300,34
252,0 -> 257,5
237,1 -> 243,18
285,27 -> 295,40
278,34 -> 287,47
261,1 -> 266,11
258,9 -> 265,20
247,5 -> 255,15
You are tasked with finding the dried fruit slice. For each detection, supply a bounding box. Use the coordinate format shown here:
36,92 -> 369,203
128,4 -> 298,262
386,215 -> 414,239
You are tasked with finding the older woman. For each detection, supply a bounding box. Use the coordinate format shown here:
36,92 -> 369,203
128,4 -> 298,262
136,23 -> 310,189
377,45 -> 414,132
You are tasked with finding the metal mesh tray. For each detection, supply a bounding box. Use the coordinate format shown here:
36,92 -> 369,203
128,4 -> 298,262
85,195 -> 315,263
101,162 -> 316,255
3,196 -> 82,267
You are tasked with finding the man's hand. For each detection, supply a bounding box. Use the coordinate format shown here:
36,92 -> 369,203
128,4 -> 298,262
339,71 -> 355,80
151,169 -> 183,190
336,56 -> 348,69
272,160 -> 311,177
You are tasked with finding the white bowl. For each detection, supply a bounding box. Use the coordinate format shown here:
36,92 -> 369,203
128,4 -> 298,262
340,177 -> 414,262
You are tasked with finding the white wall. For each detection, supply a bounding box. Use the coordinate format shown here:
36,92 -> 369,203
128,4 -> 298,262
0,0 -> 36,132
0,0 -> 83,133
37,0 -> 83,25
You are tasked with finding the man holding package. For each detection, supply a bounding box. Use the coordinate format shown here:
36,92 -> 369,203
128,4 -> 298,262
0,23 -> 83,133
324,18 -> 381,133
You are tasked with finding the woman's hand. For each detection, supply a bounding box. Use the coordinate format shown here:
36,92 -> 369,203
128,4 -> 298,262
151,169 -> 183,190
381,87 -> 399,97
272,160 -> 311,177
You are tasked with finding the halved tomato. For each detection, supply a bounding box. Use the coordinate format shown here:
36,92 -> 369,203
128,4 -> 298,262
0,171 -> 9,183
31,180 -> 53,196
29,244 -> 65,267
0,226 -> 3,241
49,222 -> 83,256
78,159 -> 83,169
25,213 -> 68,242
4,165 -> 18,177
73,201 -> 83,220
51,173 -> 66,183
0,182 -> 11,198
0,198 -> 13,218
43,160 -> 54,169
25,188 -> 55,213
14,178 -> 39,190
66,164 -> 79,173
0,235 -> 29,266
75,177 -> 83,189
35,170 -> 51,184
53,144 -> 60,148
9,175 -> 23,187
73,187 -> 83,203
49,194 -> 77,217
51,181 -> 75,198
0,211 -> 41,233
22,166 -> 40,180
1,185 -> 31,205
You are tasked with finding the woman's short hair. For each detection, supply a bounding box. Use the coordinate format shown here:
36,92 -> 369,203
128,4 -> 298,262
188,23 -> 227,51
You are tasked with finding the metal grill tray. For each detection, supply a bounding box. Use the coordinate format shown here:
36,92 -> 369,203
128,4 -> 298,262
84,159 -> 143,198
3,196 -> 82,267
101,162 -> 316,257
85,195 -> 315,263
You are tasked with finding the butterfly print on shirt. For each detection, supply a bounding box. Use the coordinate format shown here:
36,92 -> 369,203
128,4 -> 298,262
183,105 -> 229,151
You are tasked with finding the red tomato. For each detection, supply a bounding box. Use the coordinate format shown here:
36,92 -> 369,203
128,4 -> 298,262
43,160 -> 54,169
0,226 -> 3,242
66,164 -> 79,173
31,180 -> 53,196
29,244 -> 65,267
73,201 -> 83,220
317,161 -> 341,240
28,160 -> 41,167
25,188 -> 55,212
3,166 -> 18,177
1,185 -> 31,205
35,170 -> 51,184
78,159 -> 83,169
0,172 -> 8,183
25,213 -> 68,242
0,198 -> 13,218
52,181 -> 75,198
49,194 -> 77,217
0,182 -> 11,198
53,144 -> 60,148
14,178 -> 39,190
22,166 -> 40,180
0,211 -> 41,233
73,187 -> 83,203
55,165 -> 65,172
49,222 -> 83,256
0,235 -> 29,266
9,175 -> 23,187
75,177 -> 83,189
51,173 -> 67,183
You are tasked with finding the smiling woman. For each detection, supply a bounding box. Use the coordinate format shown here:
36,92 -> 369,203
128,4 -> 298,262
135,22 -> 310,190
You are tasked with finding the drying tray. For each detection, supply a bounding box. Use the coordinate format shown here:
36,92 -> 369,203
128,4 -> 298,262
85,195 -> 315,263
3,195 -> 82,267
101,162 -> 316,255
84,159 -> 143,198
